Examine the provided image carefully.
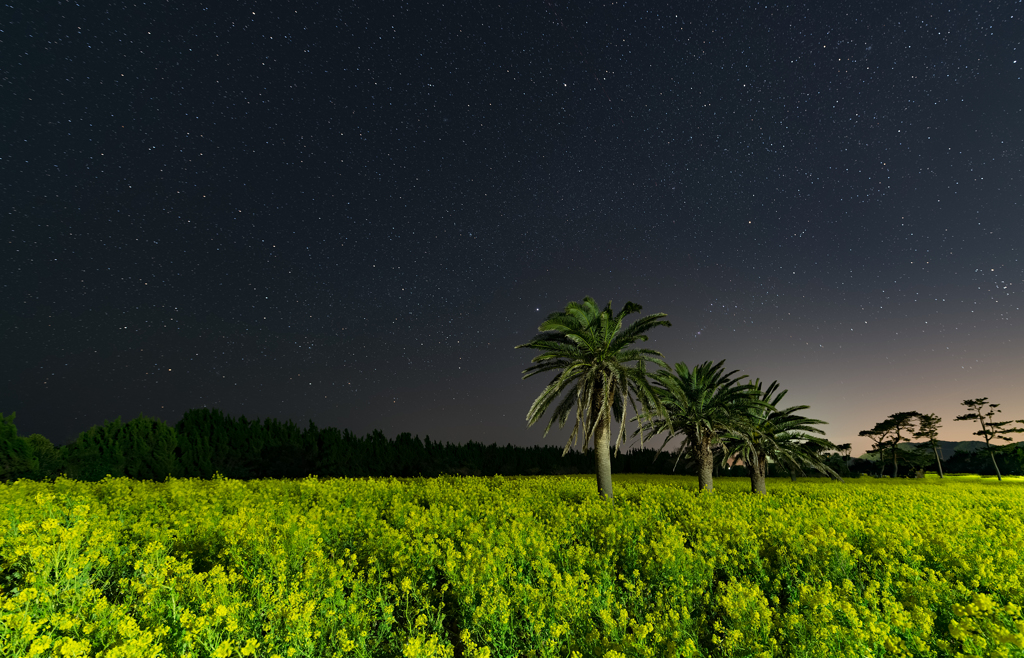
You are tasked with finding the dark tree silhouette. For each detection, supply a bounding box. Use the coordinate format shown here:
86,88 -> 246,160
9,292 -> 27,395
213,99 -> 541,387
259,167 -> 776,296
859,411 -> 919,477
912,413 -> 944,478
954,398 -> 1024,481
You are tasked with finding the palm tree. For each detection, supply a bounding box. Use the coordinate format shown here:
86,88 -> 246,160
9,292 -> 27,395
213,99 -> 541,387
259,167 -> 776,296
516,297 -> 670,500
721,380 -> 836,494
645,360 -> 759,492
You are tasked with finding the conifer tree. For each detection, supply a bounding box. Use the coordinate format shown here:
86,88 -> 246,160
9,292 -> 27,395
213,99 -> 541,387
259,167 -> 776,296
913,413 -> 944,478
955,398 -> 1024,481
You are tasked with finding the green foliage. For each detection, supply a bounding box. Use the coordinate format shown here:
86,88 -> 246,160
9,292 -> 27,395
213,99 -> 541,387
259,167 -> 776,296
24,434 -> 61,479
62,418 -> 127,481
516,296 -> 670,455
0,413 -> 61,481
858,411 -> 920,478
515,296 -> 670,499
61,415 -> 177,481
4,475 -> 1024,656
0,412 -> 34,480
721,379 -> 836,492
644,360 -> 760,491
172,415 -> 215,478
309,429 -> 689,478
0,412 -> 16,444
912,412 -> 945,477
169,408 -> 699,480
175,408 -> 319,479
1000,443 -> 1024,476
123,416 -> 177,479
955,398 -> 1024,481
943,442 -> 1024,477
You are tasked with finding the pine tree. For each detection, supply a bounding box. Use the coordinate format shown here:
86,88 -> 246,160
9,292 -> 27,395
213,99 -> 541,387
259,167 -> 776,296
955,398 -> 1024,481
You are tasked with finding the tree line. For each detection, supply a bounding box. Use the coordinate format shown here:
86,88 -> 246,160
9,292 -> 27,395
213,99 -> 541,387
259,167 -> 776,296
1,403 -> 1013,484
0,408 -> 815,482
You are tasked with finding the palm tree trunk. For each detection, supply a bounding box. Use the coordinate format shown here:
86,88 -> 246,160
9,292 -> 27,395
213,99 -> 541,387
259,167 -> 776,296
750,453 -> 767,494
933,445 -> 944,478
594,409 -> 614,499
696,439 -> 714,492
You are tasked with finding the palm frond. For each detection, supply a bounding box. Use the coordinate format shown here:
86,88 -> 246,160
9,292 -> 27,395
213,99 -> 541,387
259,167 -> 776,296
517,296 -> 669,463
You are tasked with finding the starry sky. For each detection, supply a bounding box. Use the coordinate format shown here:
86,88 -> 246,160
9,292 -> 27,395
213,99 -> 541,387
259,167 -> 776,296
4,0 -> 1022,454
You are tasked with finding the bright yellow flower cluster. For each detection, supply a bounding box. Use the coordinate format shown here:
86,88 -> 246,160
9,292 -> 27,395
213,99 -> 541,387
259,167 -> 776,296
1,474 -> 1022,656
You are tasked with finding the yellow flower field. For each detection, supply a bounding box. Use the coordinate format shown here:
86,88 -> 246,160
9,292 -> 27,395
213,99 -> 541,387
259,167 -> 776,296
2,474 -> 1023,657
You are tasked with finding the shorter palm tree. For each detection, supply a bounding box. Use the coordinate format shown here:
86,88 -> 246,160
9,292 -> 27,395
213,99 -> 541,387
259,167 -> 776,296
645,360 -> 760,492
722,380 -> 837,494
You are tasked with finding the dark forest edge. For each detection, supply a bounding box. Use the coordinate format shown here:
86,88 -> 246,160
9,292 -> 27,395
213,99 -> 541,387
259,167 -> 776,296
2,408 -> 1023,483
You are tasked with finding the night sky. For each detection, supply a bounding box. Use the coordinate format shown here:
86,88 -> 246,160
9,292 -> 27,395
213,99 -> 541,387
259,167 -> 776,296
4,1 -> 1022,455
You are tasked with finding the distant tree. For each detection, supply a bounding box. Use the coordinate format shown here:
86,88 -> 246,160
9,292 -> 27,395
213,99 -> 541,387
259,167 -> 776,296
1000,442 -> 1024,477
885,412 -> 920,478
516,297 -> 670,500
62,415 -> 177,481
858,411 -> 919,477
173,410 -> 216,478
312,426 -> 348,477
912,413 -> 944,478
954,398 -> 1024,481
123,416 -> 177,479
255,417 -> 317,478
645,360 -> 760,492
25,434 -> 61,479
0,412 -> 65,481
174,408 -> 269,478
858,426 -> 890,477
0,412 -> 34,480
61,418 -> 127,481
721,380 -> 835,494
834,442 -> 853,470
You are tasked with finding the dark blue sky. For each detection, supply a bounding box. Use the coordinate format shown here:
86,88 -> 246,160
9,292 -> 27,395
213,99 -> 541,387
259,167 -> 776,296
3,0 -> 1022,452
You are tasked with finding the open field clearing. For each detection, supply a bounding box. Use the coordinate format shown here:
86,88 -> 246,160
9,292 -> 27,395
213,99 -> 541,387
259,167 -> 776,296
2,475 -> 1023,657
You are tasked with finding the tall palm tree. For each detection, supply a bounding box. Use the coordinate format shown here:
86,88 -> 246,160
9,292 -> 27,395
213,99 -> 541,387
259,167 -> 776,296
645,360 -> 759,492
722,380 -> 836,494
516,297 -> 670,500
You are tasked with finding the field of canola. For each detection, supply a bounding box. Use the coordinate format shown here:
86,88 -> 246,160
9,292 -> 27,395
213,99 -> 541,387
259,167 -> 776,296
2,474 -> 1024,658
